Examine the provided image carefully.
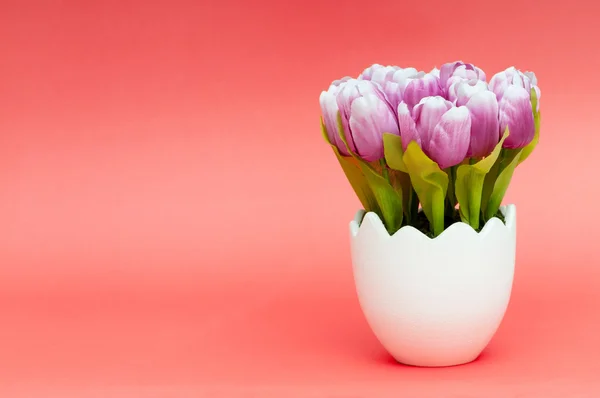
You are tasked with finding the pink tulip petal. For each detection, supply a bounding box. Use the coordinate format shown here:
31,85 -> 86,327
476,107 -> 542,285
428,106 -> 471,169
382,81 -> 402,109
414,96 -> 453,153
358,64 -> 384,80
336,79 -> 386,153
397,102 -> 420,151
439,61 -> 463,90
524,71 -> 538,86
403,73 -> 443,110
349,94 -> 400,162
455,79 -> 488,107
465,91 -> 500,158
319,90 -> 350,156
474,66 -> 487,82
498,85 -> 535,149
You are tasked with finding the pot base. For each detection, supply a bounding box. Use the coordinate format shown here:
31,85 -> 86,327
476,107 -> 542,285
392,353 -> 480,368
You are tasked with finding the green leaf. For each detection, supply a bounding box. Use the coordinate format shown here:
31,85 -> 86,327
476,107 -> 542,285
322,116 -> 376,210
445,166 -> 456,209
335,111 -> 356,156
329,112 -> 404,233
383,133 -> 408,172
323,116 -> 376,211
359,162 -> 403,234
455,130 -> 509,230
485,148 -> 523,220
389,169 -> 414,223
330,145 -> 380,214
402,141 -> 448,237
518,88 -> 541,165
481,158 -> 501,216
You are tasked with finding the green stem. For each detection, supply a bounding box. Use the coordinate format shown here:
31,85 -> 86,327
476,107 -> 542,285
498,149 -> 508,172
467,183 -> 481,231
380,159 -> 391,184
451,166 -> 457,205
444,166 -> 455,216
410,187 -> 419,225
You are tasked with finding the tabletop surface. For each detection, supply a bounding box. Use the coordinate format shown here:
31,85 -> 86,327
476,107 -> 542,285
0,258 -> 598,398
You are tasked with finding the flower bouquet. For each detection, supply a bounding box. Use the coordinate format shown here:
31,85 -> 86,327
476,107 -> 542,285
320,61 -> 540,367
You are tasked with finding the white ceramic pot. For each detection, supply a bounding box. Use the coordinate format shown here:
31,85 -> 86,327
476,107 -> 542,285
350,205 -> 517,367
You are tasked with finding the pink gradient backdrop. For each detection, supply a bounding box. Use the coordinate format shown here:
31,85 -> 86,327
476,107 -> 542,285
1,0 -> 599,396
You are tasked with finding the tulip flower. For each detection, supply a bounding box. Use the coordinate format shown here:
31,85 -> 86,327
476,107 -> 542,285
319,78 -> 352,156
320,79 -> 400,162
446,77 -> 486,104
402,72 -> 443,111
397,96 -> 471,169
489,67 -> 538,149
359,64 -> 422,109
439,61 -> 487,95
497,85 -> 536,149
358,64 -> 401,83
489,66 -> 541,112
452,79 -> 500,158
489,67 -> 533,98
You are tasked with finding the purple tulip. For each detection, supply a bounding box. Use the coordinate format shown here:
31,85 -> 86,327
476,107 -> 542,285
319,78 -> 352,156
489,67 -> 541,112
447,78 -> 487,104
497,85 -> 536,149
358,64 -> 401,83
402,72 -> 443,111
320,79 -> 400,161
489,67 -> 538,149
488,67 -> 528,99
359,64 -> 422,110
397,96 -> 471,169
452,80 -> 501,158
439,61 -> 487,96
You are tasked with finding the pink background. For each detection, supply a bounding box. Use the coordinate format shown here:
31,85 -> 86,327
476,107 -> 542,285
1,0 -> 599,396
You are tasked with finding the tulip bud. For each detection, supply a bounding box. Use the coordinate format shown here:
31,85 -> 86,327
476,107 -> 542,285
333,79 -> 400,162
358,64 -> 397,81
489,67 -> 522,99
449,79 -> 487,105
489,67 -> 541,109
489,67 -> 538,148
358,64 -> 400,84
319,78 -> 352,156
397,96 -> 471,169
439,61 -> 486,94
453,80 -> 500,158
402,72 -> 443,111
498,85 -> 536,149
359,64 -> 422,110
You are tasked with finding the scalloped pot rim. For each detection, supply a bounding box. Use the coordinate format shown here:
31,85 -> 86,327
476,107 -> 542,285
349,205 -> 516,241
